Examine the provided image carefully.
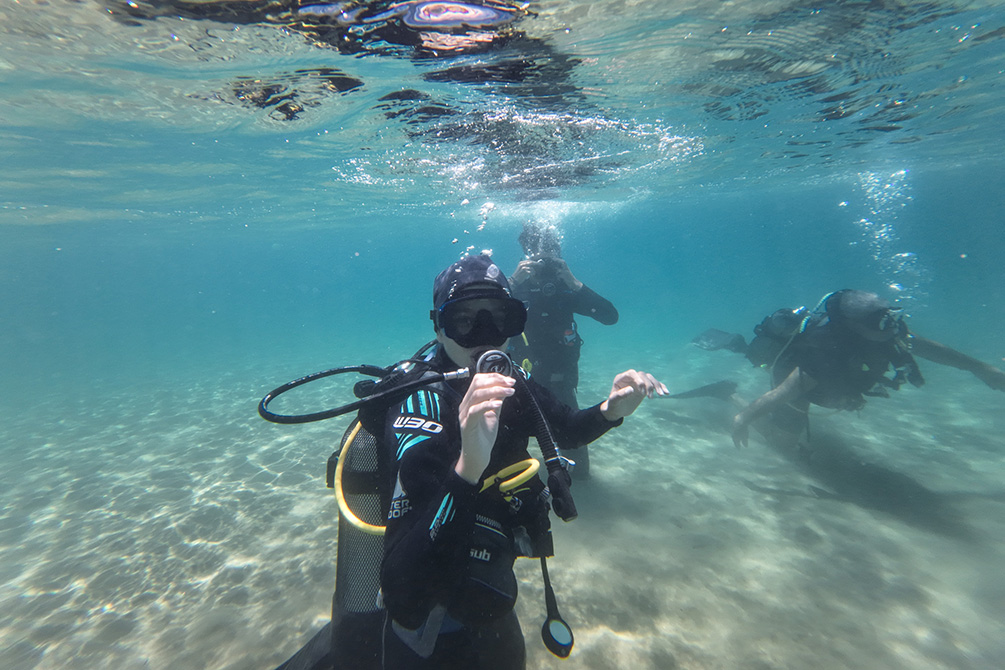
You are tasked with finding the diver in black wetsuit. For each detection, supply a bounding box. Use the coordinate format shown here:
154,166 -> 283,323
379,254 -> 664,669
693,290 -> 1005,449
507,224 -> 619,478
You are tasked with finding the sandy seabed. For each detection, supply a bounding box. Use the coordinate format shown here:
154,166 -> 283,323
2,347 -> 1003,670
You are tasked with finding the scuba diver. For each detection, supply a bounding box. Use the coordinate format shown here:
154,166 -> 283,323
508,223 -> 619,478
380,254 -> 663,668
259,253 -> 665,670
692,289 -> 1005,449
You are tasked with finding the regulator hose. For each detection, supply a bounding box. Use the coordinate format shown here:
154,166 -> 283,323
474,350 -> 577,522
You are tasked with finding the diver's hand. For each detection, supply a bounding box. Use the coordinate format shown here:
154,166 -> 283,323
974,363 -> 1005,391
455,373 -> 516,484
510,260 -> 536,287
732,411 -> 751,449
600,370 -> 668,421
550,258 -> 584,291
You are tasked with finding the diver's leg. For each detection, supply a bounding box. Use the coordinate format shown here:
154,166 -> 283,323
559,386 -> 591,481
572,444 -> 590,480
383,614 -> 522,670
548,355 -> 592,480
543,376 -> 590,479
473,611 -> 526,670
382,614 -> 425,670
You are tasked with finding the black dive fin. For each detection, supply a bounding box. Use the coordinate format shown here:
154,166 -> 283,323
273,622 -> 333,670
667,380 -> 738,401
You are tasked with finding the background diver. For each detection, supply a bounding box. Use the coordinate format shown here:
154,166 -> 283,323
508,223 -> 619,477
380,254 -> 664,669
692,289 -> 1005,449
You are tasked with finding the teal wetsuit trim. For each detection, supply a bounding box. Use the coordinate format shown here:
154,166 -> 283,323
397,433 -> 429,460
429,493 -> 455,539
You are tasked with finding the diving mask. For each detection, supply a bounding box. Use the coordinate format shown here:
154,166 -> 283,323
870,307 -> 904,338
433,296 -> 527,348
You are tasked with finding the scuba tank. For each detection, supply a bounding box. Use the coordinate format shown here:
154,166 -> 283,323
745,307 -> 811,369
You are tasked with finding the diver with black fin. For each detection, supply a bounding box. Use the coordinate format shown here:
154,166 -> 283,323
508,223 -> 619,479
684,290 -> 1003,538
692,289 -> 1005,449
259,254 -> 665,670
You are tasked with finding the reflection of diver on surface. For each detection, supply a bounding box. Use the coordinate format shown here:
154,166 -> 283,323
106,1 -> 599,193
104,1 -> 556,119
259,254 -> 665,669
106,0 -> 528,57
693,289 -> 1005,538
421,40 -> 581,105
225,69 -> 364,121
105,0 -> 593,192
508,224 -> 619,478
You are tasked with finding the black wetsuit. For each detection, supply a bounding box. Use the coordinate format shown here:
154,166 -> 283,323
773,318 -> 920,414
379,346 -> 619,669
509,278 -> 618,408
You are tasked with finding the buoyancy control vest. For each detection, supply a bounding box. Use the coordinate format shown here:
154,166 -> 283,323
745,295 -> 923,409
745,307 -> 812,369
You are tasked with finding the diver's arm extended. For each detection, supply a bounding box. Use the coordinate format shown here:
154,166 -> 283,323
732,367 -> 816,449
552,260 -> 619,325
572,284 -> 619,325
600,369 -> 668,420
909,335 -> 1005,391
526,374 -> 624,450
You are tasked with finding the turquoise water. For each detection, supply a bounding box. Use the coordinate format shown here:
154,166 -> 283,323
2,1 -> 1004,668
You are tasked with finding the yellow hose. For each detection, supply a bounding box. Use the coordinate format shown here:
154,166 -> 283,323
480,458 -> 540,494
334,421 -> 386,536
336,422 -> 541,534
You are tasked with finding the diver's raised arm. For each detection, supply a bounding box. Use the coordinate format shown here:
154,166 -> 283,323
910,335 -> 1005,391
